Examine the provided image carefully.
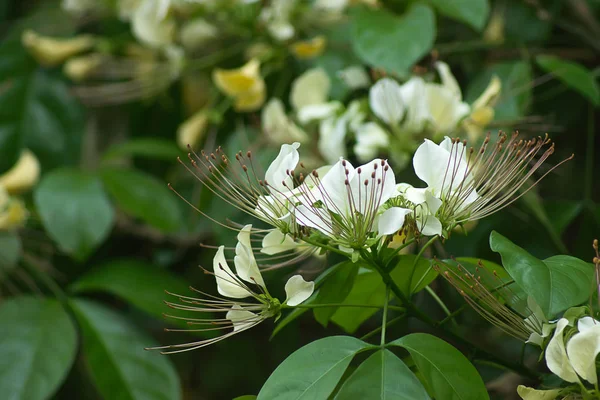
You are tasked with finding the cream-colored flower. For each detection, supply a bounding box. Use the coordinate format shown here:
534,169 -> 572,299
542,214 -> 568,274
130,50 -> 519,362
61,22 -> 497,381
177,109 -> 208,150
338,65 -> 371,90
22,30 -> 96,67
179,18 -> 218,51
290,68 -> 331,112
63,53 -> 105,82
131,0 -> 176,48
462,75 -> 502,141
517,385 -> 563,400
0,150 -> 40,194
213,59 -> 266,112
290,36 -> 326,60
0,187 -> 27,231
262,99 -> 308,144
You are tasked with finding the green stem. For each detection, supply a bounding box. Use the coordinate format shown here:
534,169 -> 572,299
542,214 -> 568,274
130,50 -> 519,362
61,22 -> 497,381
425,285 -> 458,329
381,286 -> 390,347
301,237 -> 349,257
362,250 -> 539,380
437,305 -> 467,326
406,235 -> 438,284
360,314 -> 407,341
383,238 -> 417,266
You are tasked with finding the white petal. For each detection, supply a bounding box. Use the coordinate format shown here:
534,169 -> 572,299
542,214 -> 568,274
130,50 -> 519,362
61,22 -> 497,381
566,323 -> 600,384
318,117 -> 347,164
262,99 -> 308,144
213,246 -> 252,299
290,68 -> 331,111
418,214 -> 442,237
472,75 -> 501,110
545,318 -> 580,383
354,122 -> 390,162
294,204 -> 334,237
399,77 -> 431,134
435,61 -> 462,99
284,275 -> 315,306
297,102 -> 341,124
338,65 -> 370,90
577,316 -> 600,333
378,207 -> 411,235
234,225 -> 265,288
426,85 -> 470,134
349,158 -> 397,214
412,139 -> 451,195
265,142 -> 300,193
261,229 -> 298,255
131,0 -> 175,48
369,78 -> 405,125
226,305 -> 260,332
318,158 -> 354,213
516,385 -> 563,400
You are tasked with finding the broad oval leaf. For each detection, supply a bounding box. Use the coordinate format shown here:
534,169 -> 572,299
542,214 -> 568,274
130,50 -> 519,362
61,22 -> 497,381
100,167 -> 182,232
0,296 -> 77,400
0,231 -> 21,272
313,262 -> 359,327
69,259 -> 189,320
34,168 -> 114,261
257,336 -> 372,400
430,0 -> 490,31
536,55 -> 600,106
490,231 -> 595,317
335,349 -> 430,399
352,4 -> 436,77
390,333 -> 489,400
390,255 -> 438,296
70,299 -> 181,400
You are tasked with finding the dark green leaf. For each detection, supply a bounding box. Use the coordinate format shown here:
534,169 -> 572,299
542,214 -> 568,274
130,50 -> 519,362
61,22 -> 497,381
100,167 -> 182,232
390,255 -> 437,296
0,231 -> 21,272
352,4 -> 436,76
330,268 -> 386,333
390,333 -> 489,400
490,231 -> 595,317
0,296 -> 77,400
335,349 -> 430,399
257,336 -> 372,400
465,61 -> 532,121
34,168 -> 114,261
544,200 -> 582,235
70,299 -> 181,400
102,138 -> 184,162
536,56 -> 600,105
70,259 -> 189,320
313,262 -> 358,327
430,0 -> 490,31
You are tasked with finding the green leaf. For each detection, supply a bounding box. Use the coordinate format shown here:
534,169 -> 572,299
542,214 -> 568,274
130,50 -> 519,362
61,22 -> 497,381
34,168 -> 114,261
257,336 -> 372,400
70,259 -> 189,320
70,299 -> 181,400
233,396 -> 257,400
352,4 -> 436,76
490,231 -> 595,317
465,61 -> 532,120
313,262 -> 358,327
536,55 -> 600,106
429,0 -> 490,31
390,255 -> 438,296
100,167 -> 182,232
330,268 -> 386,333
335,349 -> 430,399
102,138 -> 184,162
544,200 -> 582,235
390,333 -> 489,400
0,296 -> 77,400
0,231 -> 21,272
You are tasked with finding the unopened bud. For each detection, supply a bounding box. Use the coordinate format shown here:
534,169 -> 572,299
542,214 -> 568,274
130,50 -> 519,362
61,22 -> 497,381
22,30 -> 96,67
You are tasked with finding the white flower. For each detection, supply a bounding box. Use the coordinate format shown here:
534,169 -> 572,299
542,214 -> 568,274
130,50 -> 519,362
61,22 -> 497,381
565,317 -> 600,384
338,66 -> 371,90
294,158 -> 409,246
131,0 -> 176,48
261,229 -> 299,255
265,142 -> 301,194
369,78 -> 405,126
179,18 -> 218,51
398,77 -> 431,134
354,122 -> 389,162
291,68 -> 331,112
260,0 -> 297,41
262,99 -> 308,145
396,184 -> 443,236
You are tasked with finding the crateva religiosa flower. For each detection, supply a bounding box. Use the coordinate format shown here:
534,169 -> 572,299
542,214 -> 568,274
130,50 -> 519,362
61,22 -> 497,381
147,225 -> 314,354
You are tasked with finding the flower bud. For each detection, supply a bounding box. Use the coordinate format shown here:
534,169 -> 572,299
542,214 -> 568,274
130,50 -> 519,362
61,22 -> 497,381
290,36 -> 326,60
177,109 -> 209,150
22,30 -> 96,67
0,150 -> 40,194
63,53 -> 105,82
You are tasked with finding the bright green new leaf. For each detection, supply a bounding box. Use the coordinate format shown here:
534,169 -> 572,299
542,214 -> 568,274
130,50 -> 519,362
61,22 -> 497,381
390,333 -> 489,400
257,336 -> 372,400
0,231 -> 21,272
70,299 -> 181,400
313,262 -> 358,327
100,167 -> 183,232
0,297 -> 77,400
430,0 -> 490,31
536,55 -> 600,106
490,231 -> 595,317
352,4 -> 436,76
335,349 -> 430,399
390,254 -> 438,296
70,258 -> 189,320
34,168 -> 114,261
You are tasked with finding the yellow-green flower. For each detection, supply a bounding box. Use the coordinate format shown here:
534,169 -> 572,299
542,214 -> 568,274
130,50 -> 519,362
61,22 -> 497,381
177,109 -> 209,150
0,150 -> 40,194
213,59 -> 266,112
22,30 -> 96,67
290,36 -> 326,60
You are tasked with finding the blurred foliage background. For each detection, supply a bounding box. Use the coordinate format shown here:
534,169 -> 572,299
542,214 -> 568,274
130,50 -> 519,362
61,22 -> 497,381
0,0 -> 599,399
